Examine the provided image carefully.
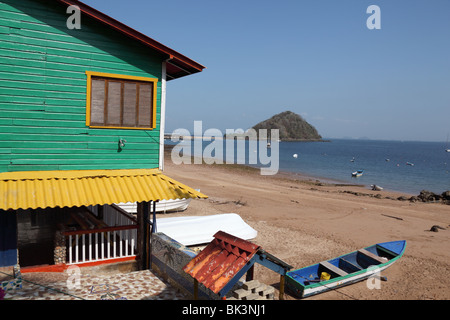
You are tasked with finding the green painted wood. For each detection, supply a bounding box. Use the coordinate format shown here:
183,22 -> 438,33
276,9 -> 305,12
0,0 -> 165,173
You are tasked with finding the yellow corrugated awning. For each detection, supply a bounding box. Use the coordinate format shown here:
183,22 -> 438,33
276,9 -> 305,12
0,169 -> 207,211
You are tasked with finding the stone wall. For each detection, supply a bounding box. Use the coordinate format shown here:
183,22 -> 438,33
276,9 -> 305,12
54,230 -> 66,265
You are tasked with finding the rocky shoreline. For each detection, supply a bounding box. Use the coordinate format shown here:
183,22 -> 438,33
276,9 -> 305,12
337,189 -> 450,205
397,190 -> 450,204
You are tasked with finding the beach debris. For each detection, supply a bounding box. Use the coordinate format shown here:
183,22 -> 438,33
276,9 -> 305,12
210,197 -> 247,207
429,225 -> 446,232
233,199 -> 247,207
381,214 -> 403,221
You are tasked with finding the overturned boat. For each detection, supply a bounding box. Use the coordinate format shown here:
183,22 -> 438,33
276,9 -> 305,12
116,197 -> 192,214
155,213 -> 258,246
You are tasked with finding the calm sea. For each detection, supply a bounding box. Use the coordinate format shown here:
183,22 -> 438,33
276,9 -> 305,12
166,138 -> 450,195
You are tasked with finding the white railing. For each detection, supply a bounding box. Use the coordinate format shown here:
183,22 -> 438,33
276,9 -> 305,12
64,205 -> 138,265
65,226 -> 137,265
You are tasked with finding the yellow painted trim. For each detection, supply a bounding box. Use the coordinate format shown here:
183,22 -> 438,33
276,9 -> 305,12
85,71 -> 158,130
86,72 -> 92,127
86,71 -> 158,83
152,81 -> 157,129
88,125 -> 154,131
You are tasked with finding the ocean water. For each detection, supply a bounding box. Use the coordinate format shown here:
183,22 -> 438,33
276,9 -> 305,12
274,139 -> 450,195
166,138 -> 450,195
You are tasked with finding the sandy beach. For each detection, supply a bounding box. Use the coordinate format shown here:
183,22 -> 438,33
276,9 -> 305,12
162,158 -> 450,300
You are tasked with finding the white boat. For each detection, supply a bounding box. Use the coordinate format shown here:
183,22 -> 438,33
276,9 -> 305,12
352,170 -> 363,177
155,213 -> 258,246
116,197 -> 192,214
371,184 -> 383,191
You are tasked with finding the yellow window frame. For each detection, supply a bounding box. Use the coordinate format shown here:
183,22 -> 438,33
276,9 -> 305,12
85,71 -> 158,130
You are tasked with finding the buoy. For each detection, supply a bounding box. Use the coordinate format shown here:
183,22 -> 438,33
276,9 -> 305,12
293,154 -> 298,158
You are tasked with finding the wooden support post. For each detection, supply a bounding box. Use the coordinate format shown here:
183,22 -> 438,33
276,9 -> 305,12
136,202 -> 144,270
246,264 -> 255,281
145,219 -> 150,269
194,279 -> 199,300
279,275 -> 285,300
97,205 -> 104,220
149,201 -> 155,268
137,202 -> 150,270
143,201 -> 150,270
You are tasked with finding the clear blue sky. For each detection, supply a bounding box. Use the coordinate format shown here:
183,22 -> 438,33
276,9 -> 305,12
83,0 -> 450,142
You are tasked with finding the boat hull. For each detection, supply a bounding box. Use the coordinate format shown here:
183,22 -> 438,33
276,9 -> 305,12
352,170 -> 363,177
286,240 -> 406,298
116,197 -> 192,214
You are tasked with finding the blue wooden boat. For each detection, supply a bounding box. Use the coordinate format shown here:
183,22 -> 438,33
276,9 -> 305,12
286,240 -> 406,298
351,170 -> 363,177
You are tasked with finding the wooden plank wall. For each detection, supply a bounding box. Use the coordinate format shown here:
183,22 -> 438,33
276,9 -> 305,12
0,0 -> 163,172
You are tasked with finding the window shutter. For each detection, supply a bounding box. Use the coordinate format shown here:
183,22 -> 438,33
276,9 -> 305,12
107,81 -> 121,126
123,82 -> 137,127
138,83 -> 152,127
90,79 -> 105,125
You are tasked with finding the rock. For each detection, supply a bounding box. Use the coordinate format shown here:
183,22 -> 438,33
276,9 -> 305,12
441,191 -> 450,200
430,225 -> 446,232
418,190 -> 441,202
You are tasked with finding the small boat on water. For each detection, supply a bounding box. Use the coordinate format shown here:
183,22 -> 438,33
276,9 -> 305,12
286,240 -> 406,298
352,170 -> 363,177
406,162 -> 414,166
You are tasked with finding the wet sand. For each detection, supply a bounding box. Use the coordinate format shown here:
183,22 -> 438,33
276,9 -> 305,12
163,159 -> 450,300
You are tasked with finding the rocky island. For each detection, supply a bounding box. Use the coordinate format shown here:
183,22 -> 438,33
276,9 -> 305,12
252,111 -> 323,141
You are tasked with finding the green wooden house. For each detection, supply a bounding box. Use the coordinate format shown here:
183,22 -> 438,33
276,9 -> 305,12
0,0 -> 206,276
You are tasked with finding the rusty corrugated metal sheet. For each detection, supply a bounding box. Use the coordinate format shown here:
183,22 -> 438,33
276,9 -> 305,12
0,169 -> 207,211
183,231 -> 260,294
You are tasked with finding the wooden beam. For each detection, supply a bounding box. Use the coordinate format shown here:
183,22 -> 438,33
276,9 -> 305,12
320,261 -> 348,277
194,279 -> 199,300
358,249 -> 387,264
279,275 -> 285,300
136,202 -> 145,270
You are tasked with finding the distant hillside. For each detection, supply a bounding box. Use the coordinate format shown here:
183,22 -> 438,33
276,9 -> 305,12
252,111 -> 322,141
